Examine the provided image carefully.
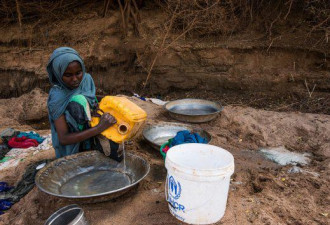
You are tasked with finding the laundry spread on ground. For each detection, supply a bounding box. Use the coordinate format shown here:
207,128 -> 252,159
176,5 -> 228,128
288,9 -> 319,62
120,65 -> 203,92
17,132 -> 45,144
0,128 -> 53,171
8,137 -> 39,149
0,128 -> 19,145
0,160 -> 51,215
0,145 -> 10,161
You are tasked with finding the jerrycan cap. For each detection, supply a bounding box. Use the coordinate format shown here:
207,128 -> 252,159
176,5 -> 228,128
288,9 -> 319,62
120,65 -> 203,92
118,123 -> 130,135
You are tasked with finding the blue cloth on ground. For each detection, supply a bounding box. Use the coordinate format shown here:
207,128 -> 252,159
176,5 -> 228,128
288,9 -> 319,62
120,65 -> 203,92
169,130 -> 207,147
0,182 -> 12,193
17,132 -> 45,144
0,182 -> 13,215
133,93 -> 146,101
47,47 -> 97,158
0,200 -> 12,212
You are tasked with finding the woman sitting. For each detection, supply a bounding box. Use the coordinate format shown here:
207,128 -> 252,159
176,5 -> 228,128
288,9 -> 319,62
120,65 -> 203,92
47,47 -> 116,158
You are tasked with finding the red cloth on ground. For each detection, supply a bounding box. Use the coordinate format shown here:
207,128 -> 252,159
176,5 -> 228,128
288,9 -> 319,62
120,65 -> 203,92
8,137 -> 39,149
162,146 -> 170,153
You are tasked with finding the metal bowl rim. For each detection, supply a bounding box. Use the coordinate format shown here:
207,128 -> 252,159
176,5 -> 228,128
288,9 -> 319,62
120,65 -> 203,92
164,98 -> 224,116
142,122 -> 193,144
35,152 -> 150,199
142,122 -> 212,148
45,204 -> 84,225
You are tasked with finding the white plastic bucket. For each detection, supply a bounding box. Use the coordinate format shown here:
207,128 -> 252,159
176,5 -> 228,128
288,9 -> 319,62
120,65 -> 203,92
165,143 -> 234,225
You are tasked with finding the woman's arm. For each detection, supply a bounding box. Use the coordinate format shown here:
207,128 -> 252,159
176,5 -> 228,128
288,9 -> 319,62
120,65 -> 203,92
54,113 -> 116,145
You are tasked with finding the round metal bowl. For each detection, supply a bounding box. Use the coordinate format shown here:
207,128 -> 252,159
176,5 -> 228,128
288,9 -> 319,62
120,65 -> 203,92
44,204 -> 88,225
164,99 -> 223,123
142,122 -> 212,150
35,151 -> 150,203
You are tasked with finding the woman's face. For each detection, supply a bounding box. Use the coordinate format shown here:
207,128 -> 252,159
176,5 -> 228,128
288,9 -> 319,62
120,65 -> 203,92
62,61 -> 83,89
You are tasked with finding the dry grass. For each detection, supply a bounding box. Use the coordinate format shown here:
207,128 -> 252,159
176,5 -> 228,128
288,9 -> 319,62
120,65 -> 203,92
160,0 -> 329,38
0,1 -> 328,38
0,0 -> 143,36
0,0 -> 90,24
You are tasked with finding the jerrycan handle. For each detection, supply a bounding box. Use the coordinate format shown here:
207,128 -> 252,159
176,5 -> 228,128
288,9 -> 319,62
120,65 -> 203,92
93,106 -> 129,135
92,107 -> 105,118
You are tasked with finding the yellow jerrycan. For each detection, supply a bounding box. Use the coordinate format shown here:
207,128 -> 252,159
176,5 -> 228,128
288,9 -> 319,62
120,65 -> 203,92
90,96 -> 147,143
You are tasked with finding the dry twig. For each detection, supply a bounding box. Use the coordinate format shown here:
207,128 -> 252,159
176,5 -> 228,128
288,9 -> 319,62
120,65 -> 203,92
142,6 -> 177,88
103,0 -> 111,17
284,0 -> 293,20
117,0 -> 127,35
304,79 -> 316,98
15,0 -> 22,27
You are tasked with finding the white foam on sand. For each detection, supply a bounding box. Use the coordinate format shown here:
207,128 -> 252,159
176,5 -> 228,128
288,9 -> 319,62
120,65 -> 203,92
260,146 -> 311,166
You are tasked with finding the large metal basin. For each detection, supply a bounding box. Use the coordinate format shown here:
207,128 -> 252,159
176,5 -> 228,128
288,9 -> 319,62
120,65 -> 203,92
35,151 -> 149,203
164,99 -> 223,123
143,122 -> 212,150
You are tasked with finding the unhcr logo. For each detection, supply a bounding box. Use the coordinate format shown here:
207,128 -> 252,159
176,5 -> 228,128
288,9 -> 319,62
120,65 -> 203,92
168,176 -> 181,200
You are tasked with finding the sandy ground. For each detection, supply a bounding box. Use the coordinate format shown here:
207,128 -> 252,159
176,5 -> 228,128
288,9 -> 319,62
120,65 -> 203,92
0,91 -> 329,225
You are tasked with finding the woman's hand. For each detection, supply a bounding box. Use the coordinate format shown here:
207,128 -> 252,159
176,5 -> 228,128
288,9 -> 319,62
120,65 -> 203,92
97,113 -> 117,132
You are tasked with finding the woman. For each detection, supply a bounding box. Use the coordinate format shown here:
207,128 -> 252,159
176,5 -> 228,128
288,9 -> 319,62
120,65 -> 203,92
47,47 -> 116,158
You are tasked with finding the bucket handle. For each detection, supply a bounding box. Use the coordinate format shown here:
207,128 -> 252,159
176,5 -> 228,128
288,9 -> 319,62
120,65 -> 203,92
165,175 -> 177,210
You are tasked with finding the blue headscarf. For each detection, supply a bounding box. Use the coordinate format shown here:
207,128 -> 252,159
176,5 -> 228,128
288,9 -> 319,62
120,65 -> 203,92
47,47 -> 96,158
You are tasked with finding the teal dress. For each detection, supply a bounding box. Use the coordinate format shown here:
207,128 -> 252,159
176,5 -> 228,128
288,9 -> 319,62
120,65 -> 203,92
47,47 -> 97,158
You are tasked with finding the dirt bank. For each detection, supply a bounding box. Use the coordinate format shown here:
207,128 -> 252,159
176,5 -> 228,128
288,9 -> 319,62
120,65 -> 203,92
0,88 -> 48,131
0,2 -> 329,114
